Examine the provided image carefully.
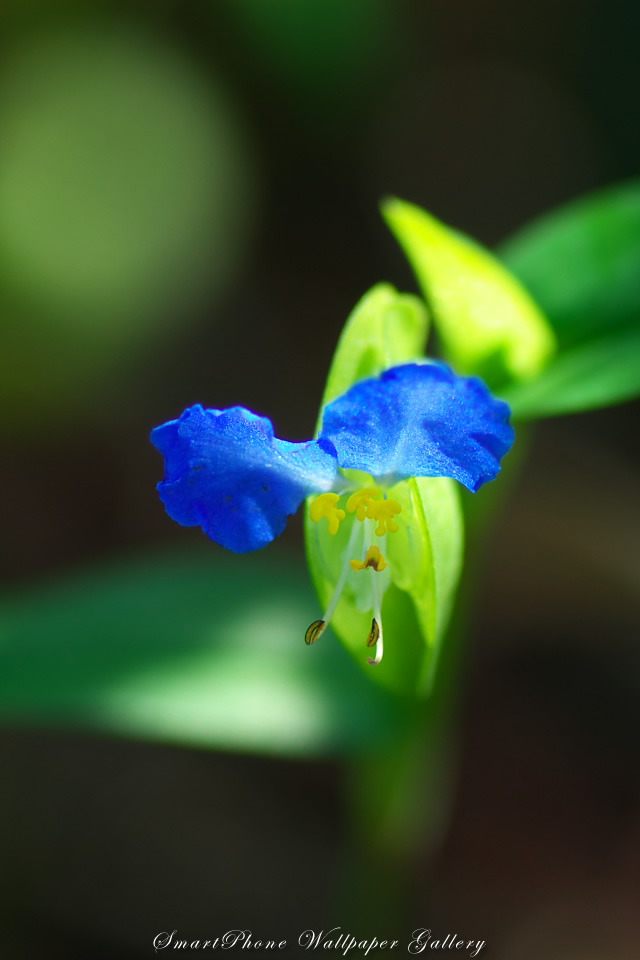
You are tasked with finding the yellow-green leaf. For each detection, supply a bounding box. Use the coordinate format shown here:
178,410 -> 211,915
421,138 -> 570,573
382,197 -> 556,387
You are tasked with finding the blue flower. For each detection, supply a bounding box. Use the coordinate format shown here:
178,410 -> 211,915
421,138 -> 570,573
151,362 -> 514,664
151,404 -> 340,553
320,363 -> 513,492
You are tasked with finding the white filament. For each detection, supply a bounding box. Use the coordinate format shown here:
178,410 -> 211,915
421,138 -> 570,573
322,518 -> 362,625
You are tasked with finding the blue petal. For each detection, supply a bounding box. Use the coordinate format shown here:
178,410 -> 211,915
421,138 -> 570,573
319,363 -> 514,492
151,405 -> 339,552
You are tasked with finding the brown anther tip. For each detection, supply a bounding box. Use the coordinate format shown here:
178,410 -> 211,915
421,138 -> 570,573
365,617 -> 379,648
366,656 -> 379,666
305,619 -> 326,646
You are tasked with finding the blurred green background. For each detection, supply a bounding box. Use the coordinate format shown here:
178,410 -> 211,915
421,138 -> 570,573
1,1 -> 639,957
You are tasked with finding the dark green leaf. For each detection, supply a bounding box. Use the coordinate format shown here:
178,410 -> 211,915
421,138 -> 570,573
499,180 -> 640,349
501,328 -> 640,419
0,550 -> 410,757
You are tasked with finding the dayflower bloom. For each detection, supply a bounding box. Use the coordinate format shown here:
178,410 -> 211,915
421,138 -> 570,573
151,362 -> 514,665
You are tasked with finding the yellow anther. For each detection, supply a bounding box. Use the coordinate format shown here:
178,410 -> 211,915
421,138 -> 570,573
345,488 -> 402,535
309,493 -> 345,535
346,488 -> 380,522
366,498 -> 402,536
350,545 -> 388,573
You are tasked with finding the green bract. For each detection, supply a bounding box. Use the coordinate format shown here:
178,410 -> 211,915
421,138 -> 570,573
304,285 -> 464,698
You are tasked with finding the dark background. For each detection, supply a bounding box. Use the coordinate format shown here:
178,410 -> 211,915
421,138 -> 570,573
1,1 -> 639,957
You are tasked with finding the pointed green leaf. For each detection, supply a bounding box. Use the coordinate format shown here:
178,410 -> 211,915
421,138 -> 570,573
304,285 -> 464,698
382,197 -> 556,387
501,328 -> 640,419
499,180 -> 640,349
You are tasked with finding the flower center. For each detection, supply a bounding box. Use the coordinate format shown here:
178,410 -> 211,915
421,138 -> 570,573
310,488 -> 402,538
306,488 -> 403,665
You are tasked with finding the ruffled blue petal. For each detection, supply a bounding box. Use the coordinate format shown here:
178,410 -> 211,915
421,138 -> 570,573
319,363 -> 514,492
151,405 -> 340,552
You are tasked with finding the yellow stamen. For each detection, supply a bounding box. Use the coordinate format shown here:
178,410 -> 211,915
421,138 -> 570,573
309,492 -> 345,535
366,498 -> 401,536
345,488 -> 402,535
346,487 -> 380,522
350,545 -> 388,573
